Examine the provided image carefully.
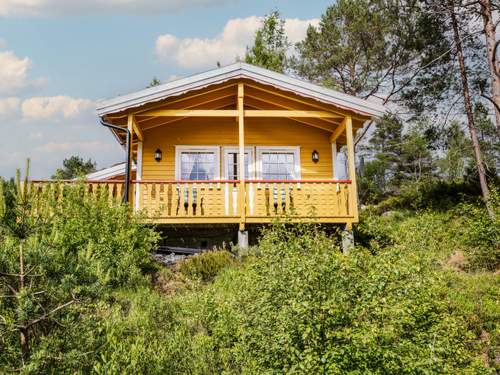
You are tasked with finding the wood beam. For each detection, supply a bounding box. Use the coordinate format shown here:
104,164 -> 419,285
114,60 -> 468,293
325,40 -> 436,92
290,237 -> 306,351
245,91 -> 340,125
237,83 -> 246,231
127,115 -> 135,203
139,109 -> 238,117
329,117 -> 347,143
135,91 -> 236,122
244,109 -> 342,118
245,82 -> 369,121
140,99 -> 237,131
105,83 -> 237,119
245,97 -> 339,133
131,116 -> 144,141
137,96 -> 236,128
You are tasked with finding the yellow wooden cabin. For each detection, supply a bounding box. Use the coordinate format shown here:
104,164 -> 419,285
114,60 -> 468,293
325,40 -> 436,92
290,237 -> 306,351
34,63 -> 385,248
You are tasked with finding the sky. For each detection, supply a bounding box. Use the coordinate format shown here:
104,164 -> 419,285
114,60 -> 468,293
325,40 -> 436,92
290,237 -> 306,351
0,0 -> 331,179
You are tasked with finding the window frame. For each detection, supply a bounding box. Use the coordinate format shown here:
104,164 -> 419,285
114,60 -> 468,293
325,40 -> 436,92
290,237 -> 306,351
255,146 -> 301,181
175,145 -> 221,181
222,146 -> 255,180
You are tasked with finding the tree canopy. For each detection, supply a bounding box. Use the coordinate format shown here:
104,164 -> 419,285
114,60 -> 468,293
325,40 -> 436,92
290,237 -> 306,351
52,156 -> 96,179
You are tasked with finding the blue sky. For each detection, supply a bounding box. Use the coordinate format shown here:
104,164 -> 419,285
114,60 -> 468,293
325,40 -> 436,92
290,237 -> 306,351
0,0 -> 331,178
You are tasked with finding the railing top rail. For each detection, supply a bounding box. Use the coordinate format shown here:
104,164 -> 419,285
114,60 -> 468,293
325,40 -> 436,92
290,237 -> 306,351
131,179 -> 351,184
30,179 -> 352,184
30,179 -> 125,184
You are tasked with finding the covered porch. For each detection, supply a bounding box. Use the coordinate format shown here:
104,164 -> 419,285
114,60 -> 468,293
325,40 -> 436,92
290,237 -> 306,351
101,78 -> 365,230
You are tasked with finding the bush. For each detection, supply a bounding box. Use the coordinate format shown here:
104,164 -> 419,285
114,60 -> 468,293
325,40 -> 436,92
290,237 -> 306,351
179,250 -> 235,282
456,189 -> 500,271
376,179 -> 483,212
0,179 -> 159,373
183,221 -> 492,374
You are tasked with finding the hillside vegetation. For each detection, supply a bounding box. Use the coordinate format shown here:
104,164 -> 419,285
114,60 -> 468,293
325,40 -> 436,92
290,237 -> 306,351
0,177 -> 498,374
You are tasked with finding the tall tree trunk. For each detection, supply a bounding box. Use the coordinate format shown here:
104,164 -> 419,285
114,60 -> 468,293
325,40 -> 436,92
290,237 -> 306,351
479,0 -> 500,138
450,5 -> 493,217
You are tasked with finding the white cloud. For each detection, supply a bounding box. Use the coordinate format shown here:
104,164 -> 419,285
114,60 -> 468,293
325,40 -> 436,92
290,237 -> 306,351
0,51 -> 32,93
0,96 -> 20,117
0,0 -> 227,16
21,96 -> 95,120
155,16 -> 319,70
0,37 -> 6,48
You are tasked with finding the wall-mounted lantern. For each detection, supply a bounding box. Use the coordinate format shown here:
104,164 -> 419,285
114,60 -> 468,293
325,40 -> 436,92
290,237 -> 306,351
312,150 -> 319,163
154,148 -> 162,162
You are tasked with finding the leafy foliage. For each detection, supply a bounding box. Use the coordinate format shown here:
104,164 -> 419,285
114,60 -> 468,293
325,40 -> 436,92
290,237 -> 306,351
456,189 -> 500,271
0,170 -> 159,373
179,250 -> 234,282
147,77 -> 162,88
52,155 -> 96,179
245,10 -> 289,73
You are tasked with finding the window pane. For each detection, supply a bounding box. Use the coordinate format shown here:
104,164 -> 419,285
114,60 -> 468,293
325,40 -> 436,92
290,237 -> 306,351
180,151 -> 216,180
226,152 -> 250,180
261,151 -> 295,181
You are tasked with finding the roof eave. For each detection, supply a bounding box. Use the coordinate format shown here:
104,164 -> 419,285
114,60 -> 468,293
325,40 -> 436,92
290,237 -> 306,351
96,62 -> 386,118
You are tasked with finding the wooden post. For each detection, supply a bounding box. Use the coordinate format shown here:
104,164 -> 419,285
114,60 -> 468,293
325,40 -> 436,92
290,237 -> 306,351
135,141 -> 143,211
345,115 -> 358,222
237,83 -> 246,232
127,115 -> 135,204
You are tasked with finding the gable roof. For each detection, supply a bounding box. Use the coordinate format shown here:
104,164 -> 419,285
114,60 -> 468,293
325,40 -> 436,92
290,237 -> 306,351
96,62 -> 386,118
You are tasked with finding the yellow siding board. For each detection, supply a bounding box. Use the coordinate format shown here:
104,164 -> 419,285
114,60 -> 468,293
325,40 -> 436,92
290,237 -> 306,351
142,117 -> 333,180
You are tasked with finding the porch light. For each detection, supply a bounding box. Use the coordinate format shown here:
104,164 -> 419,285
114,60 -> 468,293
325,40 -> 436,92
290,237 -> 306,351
312,150 -> 319,163
154,148 -> 162,162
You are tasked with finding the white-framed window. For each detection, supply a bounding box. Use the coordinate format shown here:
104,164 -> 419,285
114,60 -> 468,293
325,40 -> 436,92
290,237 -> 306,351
222,147 -> 254,180
256,146 -> 301,180
175,146 -> 220,181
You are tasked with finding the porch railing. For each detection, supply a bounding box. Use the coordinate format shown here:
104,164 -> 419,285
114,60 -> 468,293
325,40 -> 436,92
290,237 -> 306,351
29,179 -> 354,223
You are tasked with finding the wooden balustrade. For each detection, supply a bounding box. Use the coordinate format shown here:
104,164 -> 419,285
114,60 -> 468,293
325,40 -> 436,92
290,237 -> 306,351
30,180 -> 125,204
245,180 -> 352,222
133,180 -> 240,222
29,179 -> 353,223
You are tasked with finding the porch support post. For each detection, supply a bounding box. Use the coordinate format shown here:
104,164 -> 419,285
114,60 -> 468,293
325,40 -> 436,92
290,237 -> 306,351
331,141 -> 337,179
342,223 -> 354,254
134,140 -> 143,211
237,83 -> 247,237
345,115 -> 358,222
126,115 -> 135,203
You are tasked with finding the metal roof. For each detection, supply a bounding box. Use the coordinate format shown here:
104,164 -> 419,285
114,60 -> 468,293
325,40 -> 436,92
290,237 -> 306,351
96,62 -> 386,117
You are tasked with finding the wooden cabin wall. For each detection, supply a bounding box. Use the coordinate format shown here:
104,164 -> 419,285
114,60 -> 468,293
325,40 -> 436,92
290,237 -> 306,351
141,117 -> 333,180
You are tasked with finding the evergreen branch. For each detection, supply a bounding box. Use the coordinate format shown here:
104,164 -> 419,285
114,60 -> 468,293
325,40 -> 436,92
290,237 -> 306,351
24,298 -> 77,329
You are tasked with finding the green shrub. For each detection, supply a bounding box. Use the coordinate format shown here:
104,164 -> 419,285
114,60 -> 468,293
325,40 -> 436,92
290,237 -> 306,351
376,179 -> 483,212
184,220 -> 492,374
0,179 -> 159,373
179,250 -> 234,282
456,189 -> 500,271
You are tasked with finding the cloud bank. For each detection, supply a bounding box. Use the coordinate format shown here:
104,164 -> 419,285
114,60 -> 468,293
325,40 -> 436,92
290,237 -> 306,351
155,16 -> 319,70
